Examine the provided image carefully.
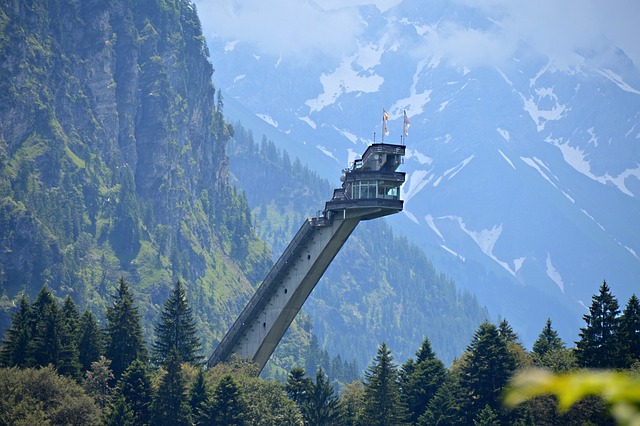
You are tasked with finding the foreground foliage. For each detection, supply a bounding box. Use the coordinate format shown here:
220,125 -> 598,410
0,278 -> 638,425
505,369 -> 640,426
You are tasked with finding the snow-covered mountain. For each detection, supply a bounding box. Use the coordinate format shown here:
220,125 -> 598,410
195,0 -> 640,346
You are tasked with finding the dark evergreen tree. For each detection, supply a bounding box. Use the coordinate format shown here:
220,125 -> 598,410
498,319 -> 519,344
78,309 -> 104,372
362,342 -> 405,426
459,322 -> 516,423
151,348 -> 192,425
301,368 -> 341,426
152,280 -> 203,365
58,296 -> 82,379
419,376 -> 465,426
106,395 -> 135,426
532,318 -> 564,358
117,359 -> 153,426
28,286 -> 64,368
61,296 -> 80,337
619,294 -> 640,367
305,334 -> 323,375
105,277 -> 148,378
286,366 -> 312,405
0,294 -> 33,367
400,337 -> 448,424
190,369 -> 210,425
473,404 -> 501,426
209,374 -> 246,426
575,281 -> 621,368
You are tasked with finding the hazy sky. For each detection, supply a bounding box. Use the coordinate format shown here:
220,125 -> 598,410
194,0 -> 640,70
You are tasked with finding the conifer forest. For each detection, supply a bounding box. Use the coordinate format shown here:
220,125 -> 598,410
1,279 -> 639,424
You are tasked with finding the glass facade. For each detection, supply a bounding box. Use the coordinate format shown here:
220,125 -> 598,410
348,180 -> 400,200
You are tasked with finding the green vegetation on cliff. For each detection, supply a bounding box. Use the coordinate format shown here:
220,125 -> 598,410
0,0 -> 270,353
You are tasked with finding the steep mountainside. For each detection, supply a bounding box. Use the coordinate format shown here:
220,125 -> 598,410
199,0 -> 640,346
0,0 -> 271,350
228,124 -> 487,368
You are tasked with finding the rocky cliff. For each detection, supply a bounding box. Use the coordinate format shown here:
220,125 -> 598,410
0,0 -> 271,349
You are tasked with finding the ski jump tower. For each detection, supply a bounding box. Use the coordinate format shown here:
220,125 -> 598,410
208,142 -> 405,372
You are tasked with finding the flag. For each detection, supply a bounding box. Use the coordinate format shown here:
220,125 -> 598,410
383,108 -> 389,137
403,110 -> 410,136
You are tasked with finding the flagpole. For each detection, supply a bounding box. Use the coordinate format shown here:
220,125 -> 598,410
381,107 -> 385,143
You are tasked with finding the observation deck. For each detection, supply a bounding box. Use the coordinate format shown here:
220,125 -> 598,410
207,142 -> 405,372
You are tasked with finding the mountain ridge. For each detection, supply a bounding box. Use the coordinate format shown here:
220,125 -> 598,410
199,0 -> 640,346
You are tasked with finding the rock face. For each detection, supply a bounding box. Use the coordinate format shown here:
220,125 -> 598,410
0,0 -> 270,349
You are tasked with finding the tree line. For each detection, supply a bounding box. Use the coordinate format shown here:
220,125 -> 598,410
1,279 -> 638,425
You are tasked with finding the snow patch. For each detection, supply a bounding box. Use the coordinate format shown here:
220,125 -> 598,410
443,155 -> 475,181
333,126 -> 358,144
546,253 -> 565,293
316,145 -> 339,163
521,87 -> 569,132
305,39 -> 391,114
224,40 -> 239,52
596,69 -> 640,95
405,149 -> 433,165
520,156 -> 558,189
425,214 -> 444,241
580,209 -> 606,232
389,57 -> 433,118
445,216 -> 513,275
514,257 -> 526,273
587,127 -> 598,147
438,100 -> 450,112
441,245 -> 465,261
256,113 -> 278,128
546,136 -> 640,197
498,149 -> 516,170
404,170 -> 432,201
298,116 -> 317,129
623,245 -> 639,261
403,209 -> 419,224
233,74 -> 246,83
497,128 -> 510,141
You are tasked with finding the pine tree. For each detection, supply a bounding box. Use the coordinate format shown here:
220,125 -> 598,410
152,280 -> 202,365
105,277 -> 147,378
78,309 -> 104,372
286,366 -> 312,405
190,369 -> 210,425
117,359 -> 153,426
106,395 -> 135,426
473,404 -> 501,426
301,368 -> 341,426
575,281 -> 621,368
58,296 -> 82,379
532,318 -> 564,358
498,319 -> 519,344
61,295 -> 80,336
0,294 -> 33,367
362,342 -> 405,426
28,286 -> 64,368
209,374 -> 246,426
151,348 -> 192,425
400,337 -> 447,424
619,294 -> 640,367
419,376 -> 465,426
459,322 -> 516,423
